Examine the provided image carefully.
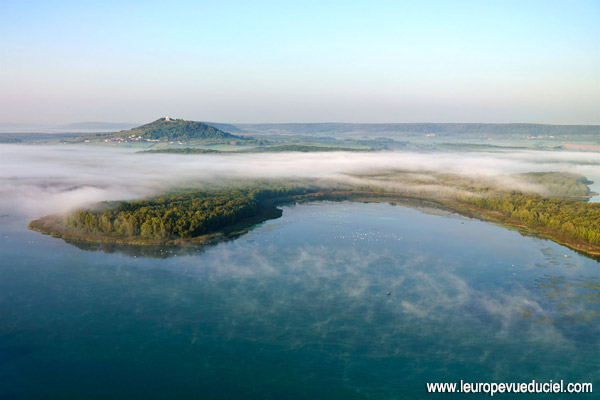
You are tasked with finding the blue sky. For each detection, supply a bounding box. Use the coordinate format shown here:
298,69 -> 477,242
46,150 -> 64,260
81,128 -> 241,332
1,0 -> 599,124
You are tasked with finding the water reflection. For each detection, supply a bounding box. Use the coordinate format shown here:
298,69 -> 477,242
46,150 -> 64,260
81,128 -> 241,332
62,238 -> 209,258
2,201 -> 599,398
535,275 -> 600,324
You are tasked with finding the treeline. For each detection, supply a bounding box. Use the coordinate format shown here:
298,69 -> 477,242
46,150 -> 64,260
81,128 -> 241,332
243,145 -> 370,152
35,171 -> 600,253
63,186 -> 312,239
353,170 -> 600,248
138,145 -> 372,154
518,172 -> 594,198
459,192 -> 600,246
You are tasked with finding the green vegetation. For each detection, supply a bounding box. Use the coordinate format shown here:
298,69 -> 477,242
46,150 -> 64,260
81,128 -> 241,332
435,143 -> 527,151
68,118 -> 259,145
347,171 -> 600,255
122,118 -> 240,141
242,144 -> 372,152
457,192 -> 600,248
518,172 -> 595,199
139,148 -> 224,154
8,121 -> 599,150
29,185 -> 317,244
137,145 -> 374,154
29,171 -> 600,257
278,136 -> 407,150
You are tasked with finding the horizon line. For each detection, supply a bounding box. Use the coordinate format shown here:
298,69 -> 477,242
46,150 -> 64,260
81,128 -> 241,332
2,120 -> 600,127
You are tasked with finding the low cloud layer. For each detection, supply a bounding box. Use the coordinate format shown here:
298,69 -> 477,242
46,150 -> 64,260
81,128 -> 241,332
1,144 -> 599,217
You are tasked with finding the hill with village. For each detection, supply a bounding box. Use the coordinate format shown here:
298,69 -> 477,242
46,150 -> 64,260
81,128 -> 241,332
77,117 -> 248,144
113,117 -> 243,143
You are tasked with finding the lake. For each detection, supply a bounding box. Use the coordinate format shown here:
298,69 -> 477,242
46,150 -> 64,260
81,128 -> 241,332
1,201 -> 598,399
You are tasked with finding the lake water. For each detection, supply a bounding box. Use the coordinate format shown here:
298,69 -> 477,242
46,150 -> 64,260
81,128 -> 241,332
1,201 -> 598,399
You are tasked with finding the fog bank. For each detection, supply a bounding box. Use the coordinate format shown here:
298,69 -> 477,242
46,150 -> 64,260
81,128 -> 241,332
1,145 -> 599,217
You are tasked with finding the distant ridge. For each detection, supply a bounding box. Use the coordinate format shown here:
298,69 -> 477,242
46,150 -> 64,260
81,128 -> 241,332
117,117 -> 242,141
235,123 -> 600,136
202,122 -> 246,133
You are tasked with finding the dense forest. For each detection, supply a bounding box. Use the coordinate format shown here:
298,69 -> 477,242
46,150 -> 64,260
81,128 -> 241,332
120,118 -> 241,141
458,192 -> 600,247
53,185 -> 314,240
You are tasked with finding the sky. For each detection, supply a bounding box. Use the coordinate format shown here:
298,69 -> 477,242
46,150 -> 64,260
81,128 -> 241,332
1,0 -> 599,125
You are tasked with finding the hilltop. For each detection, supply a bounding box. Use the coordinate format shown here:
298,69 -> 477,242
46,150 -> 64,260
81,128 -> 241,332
59,117 -> 267,146
69,117 -> 247,144
111,117 -> 242,142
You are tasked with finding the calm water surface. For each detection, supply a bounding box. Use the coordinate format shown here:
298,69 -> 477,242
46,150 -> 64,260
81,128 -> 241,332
1,202 -> 598,399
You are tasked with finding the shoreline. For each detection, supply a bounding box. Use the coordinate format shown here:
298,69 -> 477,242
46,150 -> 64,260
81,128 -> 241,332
28,191 -> 600,260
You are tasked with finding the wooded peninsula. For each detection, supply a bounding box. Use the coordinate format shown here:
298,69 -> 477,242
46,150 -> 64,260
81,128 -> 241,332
28,171 -> 600,258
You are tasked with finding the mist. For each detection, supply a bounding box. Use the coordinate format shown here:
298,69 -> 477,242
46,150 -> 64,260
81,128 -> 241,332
1,144 -> 599,217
